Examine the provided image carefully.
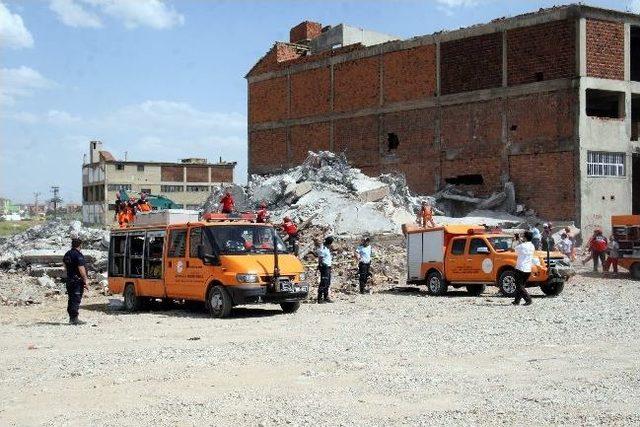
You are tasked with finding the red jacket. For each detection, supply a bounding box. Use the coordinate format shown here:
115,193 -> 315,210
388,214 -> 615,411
256,208 -> 269,223
220,194 -> 235,212
283,220 -> 298,236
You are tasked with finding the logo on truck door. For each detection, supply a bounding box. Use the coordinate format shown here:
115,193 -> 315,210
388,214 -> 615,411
176,260 -> 184,274
481,258 -> 493,274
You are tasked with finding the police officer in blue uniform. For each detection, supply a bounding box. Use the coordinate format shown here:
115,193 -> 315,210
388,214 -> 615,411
356,237 -> 372,294
317,236 -> 334,303
63,238 -> 89,325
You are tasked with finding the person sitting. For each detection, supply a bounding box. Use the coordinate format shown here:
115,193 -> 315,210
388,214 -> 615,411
256,202 -> 270,223
137,193 -> 152,212
219,191 -> 235,214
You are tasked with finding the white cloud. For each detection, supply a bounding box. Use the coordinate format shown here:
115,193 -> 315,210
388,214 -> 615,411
50,0 -> 103,28
0,67 -> 55,106
47,109 -> 82,125
52,0 -> 184,30
0,2 -> 34,49
435,0 -> 478,6
93,0 -> 184,29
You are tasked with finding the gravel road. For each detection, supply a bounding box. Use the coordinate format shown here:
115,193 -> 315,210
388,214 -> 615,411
1,271 -> 639,426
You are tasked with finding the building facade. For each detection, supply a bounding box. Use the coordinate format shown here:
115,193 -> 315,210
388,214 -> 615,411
82,141 -> 236,225
246,5 -> 640,235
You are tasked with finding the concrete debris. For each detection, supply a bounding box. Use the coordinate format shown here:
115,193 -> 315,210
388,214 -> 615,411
0,219 -> 109,272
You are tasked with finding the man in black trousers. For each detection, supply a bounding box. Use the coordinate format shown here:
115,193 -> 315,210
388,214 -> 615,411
63,238 -> 89,324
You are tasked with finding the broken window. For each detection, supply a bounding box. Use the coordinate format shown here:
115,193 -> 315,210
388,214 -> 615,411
115,164 -> 124,171
587,151 -> 625,177
633,94 -> 639,142
586,89 -> 625,119
387,133 -> 399,152
632,26 -> 640,82
127,233 -> 145,278
110,235 -> 126,277
445,174 -> 485,185
145,231 -> 164,279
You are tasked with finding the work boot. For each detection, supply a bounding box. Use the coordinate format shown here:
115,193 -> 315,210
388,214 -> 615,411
511,300 -> 520,305
69,318 -> 86,325
325,298 -> 334,303
523,301 -> 533,306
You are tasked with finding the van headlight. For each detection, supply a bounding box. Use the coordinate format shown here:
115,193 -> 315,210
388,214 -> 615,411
532,258 -> 541,266
236,273 -> 259,283
299,272 -> 306,281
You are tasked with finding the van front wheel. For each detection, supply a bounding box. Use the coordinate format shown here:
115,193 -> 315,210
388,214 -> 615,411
208,285 -> 232,318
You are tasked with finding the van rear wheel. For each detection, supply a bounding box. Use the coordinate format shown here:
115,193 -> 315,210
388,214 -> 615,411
208,285 -> 232,318
541,281 -> 564,296
426,271 -> 448,296
280,301 -> 300,313
123,284 -> 142,312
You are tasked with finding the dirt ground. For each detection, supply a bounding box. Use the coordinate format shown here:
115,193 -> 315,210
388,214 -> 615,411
1,271 -> 639,426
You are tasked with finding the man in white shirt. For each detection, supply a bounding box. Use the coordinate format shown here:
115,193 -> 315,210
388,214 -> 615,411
356,237 -> 372,294
317,236 -> 334,303
513,230 -> 535,306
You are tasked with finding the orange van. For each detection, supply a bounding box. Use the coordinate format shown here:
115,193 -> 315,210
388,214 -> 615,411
403,224 -> 573,297
108,214 -> 308,318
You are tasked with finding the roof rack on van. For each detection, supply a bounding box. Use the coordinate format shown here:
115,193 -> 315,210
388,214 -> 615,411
202,212 -> 257,222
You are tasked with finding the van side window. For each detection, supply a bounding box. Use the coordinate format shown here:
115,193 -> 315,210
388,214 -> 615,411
189,227 -> 202,258
128,234 -> 145,277
145,231 -> 164,279
469,238 -> 489,254
168,229 -> 187,258
110,235 -> 126,276
451,239 -> 466,255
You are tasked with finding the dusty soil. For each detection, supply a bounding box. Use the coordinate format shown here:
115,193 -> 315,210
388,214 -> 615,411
1,272 -> 639,426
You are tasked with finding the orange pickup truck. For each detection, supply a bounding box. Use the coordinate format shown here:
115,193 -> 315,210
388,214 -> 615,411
403,224 -> 573,297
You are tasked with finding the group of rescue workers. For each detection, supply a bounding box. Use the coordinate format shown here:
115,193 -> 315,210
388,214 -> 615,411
114,192 -> 151,228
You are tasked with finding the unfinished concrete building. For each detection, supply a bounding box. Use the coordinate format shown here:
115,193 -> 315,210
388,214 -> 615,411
82,141 -> 236,224
246,5 -> 640,234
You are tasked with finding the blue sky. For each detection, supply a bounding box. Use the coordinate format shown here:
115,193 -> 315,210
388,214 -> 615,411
0,0 -> 636,204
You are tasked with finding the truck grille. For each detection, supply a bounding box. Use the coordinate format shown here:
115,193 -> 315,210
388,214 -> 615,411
544,258 -> 569,268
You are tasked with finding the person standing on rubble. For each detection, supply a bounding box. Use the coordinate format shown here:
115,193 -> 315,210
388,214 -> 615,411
137,193 -> 152,212
317,236 -> 334,303
356,237 -> 372,294
512,231 -> 534,306
417,201 -> 436,228
256,202 -> 270,223
219,191 -> 235,214
541,223 -> 555,252
530,223 -> 542,250
282,217 -> 299,255
63,238 -> 89,325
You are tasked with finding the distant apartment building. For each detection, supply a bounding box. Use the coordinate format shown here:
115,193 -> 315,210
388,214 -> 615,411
82,141 -> 236,224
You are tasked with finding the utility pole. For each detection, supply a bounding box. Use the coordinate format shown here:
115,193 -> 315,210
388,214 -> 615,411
33,192 -> 41,217
50,186 -> 63,216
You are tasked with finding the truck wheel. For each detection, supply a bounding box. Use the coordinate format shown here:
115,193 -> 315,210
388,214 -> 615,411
631,263 -> 640,280
280,301 -> 300,314
426,271 -> 448,296
498,270 -> 518,297
208,285 -> 232,318
466,284 -> 485,296
123,284 -> 142,312
540,281 -> 564,296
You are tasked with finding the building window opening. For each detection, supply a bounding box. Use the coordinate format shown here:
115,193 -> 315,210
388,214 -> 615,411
535,72 -> 544,82
587,151 -> 625,177
586,89 -> 624,119
387,133 -> 399,152
115,164 -> 124,171
137,164 -> 145,172
631,26 -> 640,82
632,94 -> 639,142
445,174 -> 485,185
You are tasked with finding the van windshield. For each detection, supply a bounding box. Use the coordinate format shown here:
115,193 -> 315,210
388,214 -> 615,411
488,236 -> 514,252
205,225 -> 288,255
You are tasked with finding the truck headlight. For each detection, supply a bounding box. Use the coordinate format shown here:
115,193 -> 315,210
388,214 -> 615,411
532,258 -> 541,266
236,273 -> 259,283
299,272 -> 306,281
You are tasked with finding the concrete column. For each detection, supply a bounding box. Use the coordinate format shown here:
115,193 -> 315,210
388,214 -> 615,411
578,18 -> 587,77
625,23 -> 631,83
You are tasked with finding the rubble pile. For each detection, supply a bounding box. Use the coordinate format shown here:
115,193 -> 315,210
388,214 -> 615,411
0,220 -> 109,274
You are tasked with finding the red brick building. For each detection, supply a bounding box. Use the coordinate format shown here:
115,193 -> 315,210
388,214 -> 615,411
247,5 -> 640,234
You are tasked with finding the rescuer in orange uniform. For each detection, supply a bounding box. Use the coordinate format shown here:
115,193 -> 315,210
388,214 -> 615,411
137,193 -> 152,212
418,200 -> 436,228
